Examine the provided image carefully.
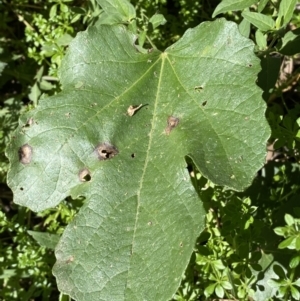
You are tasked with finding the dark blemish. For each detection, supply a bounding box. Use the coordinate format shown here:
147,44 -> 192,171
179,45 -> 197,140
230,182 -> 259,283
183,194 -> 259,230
202,101 -> 207,106
24,117 -> 34,128
95,142 -> 119,160
165,116 -> 179,135
18,144 -> 33,164
194,86 -> 203,92
248,64 -> 253,67
79,168 -> 91,182
131,153 -> 135,158
20,187 -> 24,191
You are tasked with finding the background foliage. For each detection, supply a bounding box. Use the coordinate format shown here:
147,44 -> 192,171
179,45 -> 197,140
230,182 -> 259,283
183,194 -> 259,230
1,0 -> 300,300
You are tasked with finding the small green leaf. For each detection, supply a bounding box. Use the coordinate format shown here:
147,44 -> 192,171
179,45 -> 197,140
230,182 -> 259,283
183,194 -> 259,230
279,28 -> 300,56
56,34 -> 74,46
149,14 -> 167,30
278,236 -> 296,249
212,0 -> 258,17
214,259 -> 226,270
294,278 -> 300,287
222,280 -> 233,290
215,284 -> 225,298
277,0 -> 297,27
258,0 -> 269,12
274,226 -> 285,236
242,11 -> 275,31
291,285 -> 300,300
204,283 -> 216,297
60,3 -> 68,13
49,4 -> 58,19
0,61 -> 6,74
289,255 -> 300,269
255,30 -> 267,49
96,0 -> 136,22
138,30 -> 147,47
28,230 -> 60,249
28,82 -> 41,103
284,213 -> 294,226
239,17 -> 251,37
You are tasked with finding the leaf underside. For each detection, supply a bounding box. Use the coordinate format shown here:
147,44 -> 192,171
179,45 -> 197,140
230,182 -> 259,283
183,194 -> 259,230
6,19 -> 270,301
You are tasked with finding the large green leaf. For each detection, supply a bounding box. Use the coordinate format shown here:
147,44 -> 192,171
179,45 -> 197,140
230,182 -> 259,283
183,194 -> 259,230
6,19 -> 269,300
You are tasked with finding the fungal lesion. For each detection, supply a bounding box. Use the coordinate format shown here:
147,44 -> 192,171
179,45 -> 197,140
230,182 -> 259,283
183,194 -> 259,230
95,142 -> 118,160
18,144 -> 33,164
165,116 -> 179,135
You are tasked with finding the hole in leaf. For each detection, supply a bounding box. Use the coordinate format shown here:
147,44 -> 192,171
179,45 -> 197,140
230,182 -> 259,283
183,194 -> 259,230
24,117 -> 34,128
194,86 -> 203,92
202,101 -> 207,106
131,153 -> 135,158
165,116 -> 179,135
79,168 -> 91,182
95,142 -> 119,160
18,144 -> 33,164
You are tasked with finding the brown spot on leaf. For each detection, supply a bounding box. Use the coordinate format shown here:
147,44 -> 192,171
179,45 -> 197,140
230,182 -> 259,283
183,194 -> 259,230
127,104 -> 143,116
95,142 -> 118,160
165,116 -> 179,135
79,168 -> 91,182
66,256 -> 74,263
24,117 -> 34,128
18,144 -> 32,164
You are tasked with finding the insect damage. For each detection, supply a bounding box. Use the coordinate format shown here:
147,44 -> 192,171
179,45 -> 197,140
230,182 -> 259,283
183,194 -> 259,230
79,168 -> 91,182
95,142 -> 118,160
165,116 -> 179,135
18,144 -> 33,164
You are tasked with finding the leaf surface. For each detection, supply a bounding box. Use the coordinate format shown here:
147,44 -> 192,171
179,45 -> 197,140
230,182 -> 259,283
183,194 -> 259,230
6,19 -> 270,301
242,11 -> 275,31
212,0 -> 257,17
277,0 -> 297,27
96,0 -> 136,22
